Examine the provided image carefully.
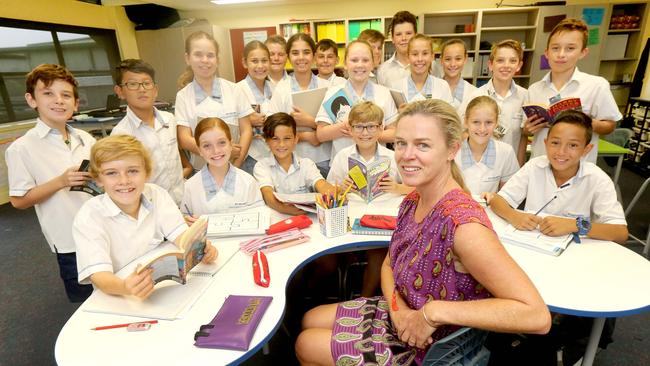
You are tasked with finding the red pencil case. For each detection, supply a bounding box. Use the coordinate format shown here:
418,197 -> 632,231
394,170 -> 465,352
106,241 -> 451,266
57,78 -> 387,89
360,215 -> 397,230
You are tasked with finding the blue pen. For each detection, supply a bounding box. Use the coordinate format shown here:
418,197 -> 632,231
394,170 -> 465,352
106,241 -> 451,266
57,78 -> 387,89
183,204 -> 193,217
534,182 -> 570,215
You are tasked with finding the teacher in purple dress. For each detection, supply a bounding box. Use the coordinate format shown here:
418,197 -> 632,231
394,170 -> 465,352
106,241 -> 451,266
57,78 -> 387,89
295,99 -> 551,366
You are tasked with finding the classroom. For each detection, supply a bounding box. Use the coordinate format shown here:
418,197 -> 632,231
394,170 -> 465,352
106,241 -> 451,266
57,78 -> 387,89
1,0 -> 650,365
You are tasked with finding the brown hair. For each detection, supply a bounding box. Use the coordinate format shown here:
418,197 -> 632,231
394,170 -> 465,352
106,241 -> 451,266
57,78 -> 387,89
316,39 -> 338,54
344,39 -> 374,63
243,40 -> 269,60
549,110 -> 593,145
348,101 -> 384,126
178,31 -> 220,89
407,34 -> 433,54
489,39 -> 523,61
89,134 -> 152,179
358,29 -> 385,44
465,96 -> 500,135
194,117 -> 232,146
396,99 -> 469,193
389,11 -> 417,36
286,32 -> 316,55
265,35 -> 287,50
263,112 -> 296,138
25,64 -> 79,100
114,59 -> 155,85
548,18 -> 588,50
440,39 -> 468,58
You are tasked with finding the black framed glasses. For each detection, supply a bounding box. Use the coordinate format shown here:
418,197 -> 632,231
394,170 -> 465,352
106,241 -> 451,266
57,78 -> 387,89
351,124 -> 380,133
120,81 -> 155,90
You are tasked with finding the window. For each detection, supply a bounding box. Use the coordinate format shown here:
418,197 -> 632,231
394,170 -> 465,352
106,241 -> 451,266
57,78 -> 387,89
0,18 -> 120,124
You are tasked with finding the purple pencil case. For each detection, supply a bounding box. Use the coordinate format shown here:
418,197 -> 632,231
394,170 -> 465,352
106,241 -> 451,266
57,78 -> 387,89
194,295 -> 273,351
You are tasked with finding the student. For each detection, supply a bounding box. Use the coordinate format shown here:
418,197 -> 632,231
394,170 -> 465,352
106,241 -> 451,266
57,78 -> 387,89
182,117 -> 263,220
458,40 -> 528,164
72,135 -> 217,299
376,10 -> 416,87
524,18 -> 621,164
265,35 -> 290,88
440,38 -> 477,109
392,34 -> 453,104
490,110 -> 628,244
455,96 -> 519,196
236,40 -> 273,174
111,59 -> 184,205
315,39 -> 346,86
5,64 -> 96,302
175,31 -> 254,170
357,29 -> 385,79
269,32 -> 331,177
316,40 -> 398,161
254,112 -> 333,215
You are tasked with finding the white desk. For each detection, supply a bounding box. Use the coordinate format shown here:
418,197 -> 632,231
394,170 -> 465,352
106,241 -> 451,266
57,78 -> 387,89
55,196 -> 650,366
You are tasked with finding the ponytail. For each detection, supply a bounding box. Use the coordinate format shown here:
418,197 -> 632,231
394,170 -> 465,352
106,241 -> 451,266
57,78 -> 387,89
450,161 -> 469,194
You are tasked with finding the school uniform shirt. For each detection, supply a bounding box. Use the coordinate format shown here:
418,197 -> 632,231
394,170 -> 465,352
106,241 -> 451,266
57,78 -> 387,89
5,119 -> 96,253
268,71 -> 290,92
321,73 -> 347,87
253,152 -> 325,194
174,77 -> 254,168
315,80 -> 398,160
376,52 -> 410,88
236,75 -> 273,162
268,73 -> 331,164
527,68 -> 623,163
181,163 -> 264,216
497,155 -> 626,224
393,74 -> 454,104
458,79 -> 528,152
454,139 -> 519,195
73,183 -> 187,284
111,107 -> 184,205
327,143 -> 401,185
448,79 -> 477,110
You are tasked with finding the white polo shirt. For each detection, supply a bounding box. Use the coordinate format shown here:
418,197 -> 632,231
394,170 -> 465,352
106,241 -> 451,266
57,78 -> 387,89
253,152 -> 324,194
376,53 -> 410,88
448,79 -> 477,110
392,74 -> 454,104
73,183 -> 187,284
111,107 -> 184,205
327,143 -> 400,185
236,75 -> 273,161
527,68 -> 623,163
181,164 -> 264,216
5,119 -> 96,253
269,74 -> 331,164
455,139 -> 519,195
497,155 -> 626,224
321,73 -> 347,87
316,81 -> 398,160
458,79 -> 528,152
268,71 -> 290,92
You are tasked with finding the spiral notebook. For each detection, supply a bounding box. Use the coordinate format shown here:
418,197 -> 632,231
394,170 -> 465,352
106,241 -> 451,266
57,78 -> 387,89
351,218 -> 394,236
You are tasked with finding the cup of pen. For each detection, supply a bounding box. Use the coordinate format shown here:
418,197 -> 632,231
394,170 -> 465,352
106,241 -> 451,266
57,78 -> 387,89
316,185 -> 350,238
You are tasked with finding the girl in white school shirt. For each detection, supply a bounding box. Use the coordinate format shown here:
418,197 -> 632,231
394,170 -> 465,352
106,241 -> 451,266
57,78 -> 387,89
237,40 -> 273,174
269,33 -> 331,176
440,39 -> 477,109
182,118 -> 263,222
315,40 -> 398,161
393,34 -> 453,105
454,96 -> 519,196
175,31 -> 254,170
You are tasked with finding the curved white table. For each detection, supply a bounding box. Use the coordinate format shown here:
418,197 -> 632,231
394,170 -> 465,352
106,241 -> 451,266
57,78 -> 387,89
55,196 -> 650,366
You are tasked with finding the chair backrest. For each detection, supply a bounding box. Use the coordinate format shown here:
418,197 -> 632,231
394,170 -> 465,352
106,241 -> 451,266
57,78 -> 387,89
421,327 -> 490,366
604,128 -> 634,148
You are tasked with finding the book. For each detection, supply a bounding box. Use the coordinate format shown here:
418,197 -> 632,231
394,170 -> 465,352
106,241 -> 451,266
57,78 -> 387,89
292,87 -> 328,117
348,155 -> 391,202
273,192 -> 317,213
500,223 -> 574,256
194,295 -> 273,351
389,88 -> 407,107
351,218 -> 394,236
70,159 -> 103,196
322,88 -> 352,122
522,97 -> 582,123
136,217 -> 209,285
203,206 -> 271,238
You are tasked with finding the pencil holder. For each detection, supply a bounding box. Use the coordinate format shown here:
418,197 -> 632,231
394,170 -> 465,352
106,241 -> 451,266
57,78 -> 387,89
317,205 -> 348,238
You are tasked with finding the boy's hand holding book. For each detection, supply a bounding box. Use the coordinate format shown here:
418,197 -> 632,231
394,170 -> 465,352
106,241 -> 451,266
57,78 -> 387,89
377,175 -> 399,194
343,176 -> 358,194
200,240 -> 219,264
538,216 -> 577,237
510,211 -> 542,231
125,265 -> 155,300
522,115 -> 548,137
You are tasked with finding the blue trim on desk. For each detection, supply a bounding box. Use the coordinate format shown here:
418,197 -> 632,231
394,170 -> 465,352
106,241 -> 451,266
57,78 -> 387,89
227,239 -> 390,365
548,303 -> 650,318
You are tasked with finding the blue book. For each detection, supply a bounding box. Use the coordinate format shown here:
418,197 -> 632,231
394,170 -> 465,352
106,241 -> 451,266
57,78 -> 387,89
322,88 -> 352,122
351,218 -> 394,236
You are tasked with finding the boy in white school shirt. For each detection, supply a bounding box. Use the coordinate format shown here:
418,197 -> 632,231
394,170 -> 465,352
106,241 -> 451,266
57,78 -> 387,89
73,135 -> 217,298
315,39 -> 346,87
254,112 -> 334,215
5,64 -> 96,302
490,110 -> 628,244
524,18 -> 621,164
111,59 -> 184,205
376,10 -> 416,88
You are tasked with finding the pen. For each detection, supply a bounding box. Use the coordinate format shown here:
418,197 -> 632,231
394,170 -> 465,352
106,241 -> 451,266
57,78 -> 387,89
534,183 -> 570,215
183,204 -> 193,217
91,320 -> 158,331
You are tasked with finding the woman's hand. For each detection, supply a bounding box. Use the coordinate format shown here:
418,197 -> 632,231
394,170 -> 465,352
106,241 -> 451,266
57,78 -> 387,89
397,307 -> 436,349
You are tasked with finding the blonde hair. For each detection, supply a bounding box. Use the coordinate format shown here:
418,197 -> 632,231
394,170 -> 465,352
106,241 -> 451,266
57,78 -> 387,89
178,31 -> 220,89
90,135 -> 152,179
440,38 -> 468,58
489,39 -> 523,61
348,101 -> 384,126
465,96 -> 499,122
396,99 -> 469,193
344,39 -> 375,64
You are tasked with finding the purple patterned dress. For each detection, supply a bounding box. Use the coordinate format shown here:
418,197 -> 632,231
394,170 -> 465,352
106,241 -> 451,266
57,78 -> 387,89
331,189 -> 493,366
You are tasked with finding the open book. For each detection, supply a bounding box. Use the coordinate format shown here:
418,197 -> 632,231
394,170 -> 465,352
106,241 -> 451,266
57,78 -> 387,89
500,223 -> 574,256
348,156 -> 391,203
70,159 -> 103,196
522,97 -> 582,123
292,87 -> 328,117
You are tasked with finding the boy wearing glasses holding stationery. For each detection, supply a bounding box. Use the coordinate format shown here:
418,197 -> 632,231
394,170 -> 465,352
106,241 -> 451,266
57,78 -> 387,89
490,110 -> 627,244
111,59 -> 185,205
